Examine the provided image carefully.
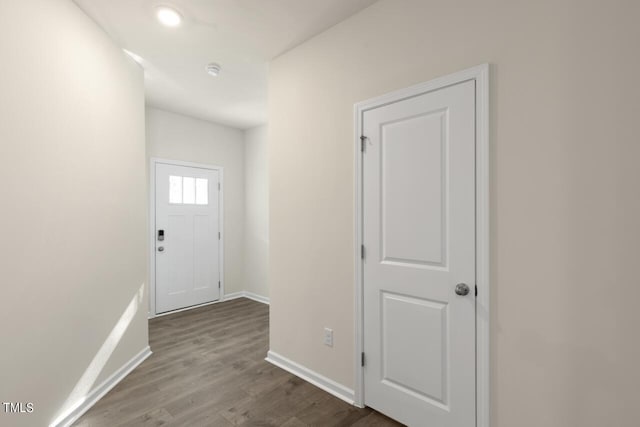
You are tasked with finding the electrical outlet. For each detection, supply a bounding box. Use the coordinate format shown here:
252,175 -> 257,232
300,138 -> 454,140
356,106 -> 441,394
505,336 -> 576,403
324,328 -> 333,347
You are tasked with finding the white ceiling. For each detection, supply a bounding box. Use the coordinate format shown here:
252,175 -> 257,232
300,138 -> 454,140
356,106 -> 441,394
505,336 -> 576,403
74,0 -> 378,129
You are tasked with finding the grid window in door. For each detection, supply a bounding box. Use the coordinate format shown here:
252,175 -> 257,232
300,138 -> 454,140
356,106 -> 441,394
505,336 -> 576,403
169,175 -> 208,205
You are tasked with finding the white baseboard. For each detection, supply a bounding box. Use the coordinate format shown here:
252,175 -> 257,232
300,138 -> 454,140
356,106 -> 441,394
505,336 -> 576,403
224,291 -> 270,305
243,291 -> 270,305
148,292 -> 270,319
149,298 -> 225,319
223,291 -> 245,301
265,350 -> 354,405
51,346 -> 152,427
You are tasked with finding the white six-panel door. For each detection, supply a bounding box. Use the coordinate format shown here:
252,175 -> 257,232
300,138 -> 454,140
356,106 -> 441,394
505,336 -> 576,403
155,163 -> 221,314
362,80 -> 476,426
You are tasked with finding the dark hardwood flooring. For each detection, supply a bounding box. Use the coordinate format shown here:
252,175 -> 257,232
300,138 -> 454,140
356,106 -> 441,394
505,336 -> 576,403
75,298 -> 403,427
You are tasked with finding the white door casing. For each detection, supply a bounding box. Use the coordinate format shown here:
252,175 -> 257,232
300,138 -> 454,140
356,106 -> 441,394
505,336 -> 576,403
154,161 -> 222,314
355,65 -> 490,427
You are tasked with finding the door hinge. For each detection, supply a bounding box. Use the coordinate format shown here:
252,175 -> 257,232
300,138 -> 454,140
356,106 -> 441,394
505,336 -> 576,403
360,135 -> 367,152
361,244 -> 365,260
361,352 -> 365,367
218,182 -> 221,191
218,281 -> 221,289
475,285 -> 478,297
218,232 -> 221,239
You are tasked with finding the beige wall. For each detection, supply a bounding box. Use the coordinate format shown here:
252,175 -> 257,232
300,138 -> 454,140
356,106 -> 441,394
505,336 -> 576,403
268,1 -> 640,426
0,1 -> 147,426
146,107 -> 246,295
244,125 -> 270,298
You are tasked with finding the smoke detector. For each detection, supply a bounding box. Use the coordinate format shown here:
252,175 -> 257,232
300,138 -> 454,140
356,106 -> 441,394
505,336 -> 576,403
206,63 -> 221,77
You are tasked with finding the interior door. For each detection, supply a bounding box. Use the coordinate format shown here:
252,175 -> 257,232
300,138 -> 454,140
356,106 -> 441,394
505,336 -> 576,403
362,80 -> 476,426
155,163 -> 220,314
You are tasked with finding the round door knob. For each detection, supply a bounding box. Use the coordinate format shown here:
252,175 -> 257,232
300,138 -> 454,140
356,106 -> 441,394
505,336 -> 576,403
158,246 -> 164,252
455,283 -> 470,296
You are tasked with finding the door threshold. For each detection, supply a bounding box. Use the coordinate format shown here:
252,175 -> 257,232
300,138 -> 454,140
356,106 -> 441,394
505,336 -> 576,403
149,298 -> 222,319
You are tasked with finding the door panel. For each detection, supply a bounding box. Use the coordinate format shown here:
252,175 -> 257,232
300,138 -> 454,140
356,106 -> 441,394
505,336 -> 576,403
363,80 -> 475,426
167,214 -> 188,295
156,163 -> 220,314
382,292 -> 448,406
382,109 -> 447,267
194,214 -> 214,291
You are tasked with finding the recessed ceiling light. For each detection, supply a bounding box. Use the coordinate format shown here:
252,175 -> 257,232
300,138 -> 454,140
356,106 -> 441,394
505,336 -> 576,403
206,63 -> 221,77
156,6 -> 182,27
123,49 -> 143,64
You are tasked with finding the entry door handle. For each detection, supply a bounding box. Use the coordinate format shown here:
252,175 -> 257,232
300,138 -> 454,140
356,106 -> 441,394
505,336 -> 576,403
455,283 -> 470,296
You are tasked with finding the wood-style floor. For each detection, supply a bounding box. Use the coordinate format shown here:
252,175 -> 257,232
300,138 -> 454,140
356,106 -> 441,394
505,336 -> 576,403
75,298 -> 403,426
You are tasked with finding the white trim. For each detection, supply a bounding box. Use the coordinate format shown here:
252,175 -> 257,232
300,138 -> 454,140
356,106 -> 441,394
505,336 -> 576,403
243,291 -> 270,305
265,351 -> 354,405
223,291 -> 270,305
475,64 -> 491,427
148,299 -> 223,318
50,346 -> 152,427
353,95 -> 365,408
149,157 -> 225,317
353,64 -> 490,426
151,158 -> 225,171
148,292 -> 270,319
222,291 -> 245,301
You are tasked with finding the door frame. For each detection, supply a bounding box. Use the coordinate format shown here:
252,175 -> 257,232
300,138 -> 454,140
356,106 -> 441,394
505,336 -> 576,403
353,64 -> 490,426
148,157 -> 225,318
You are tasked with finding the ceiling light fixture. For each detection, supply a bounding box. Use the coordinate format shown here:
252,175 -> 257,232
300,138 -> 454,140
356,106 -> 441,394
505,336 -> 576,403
206,63 -> 221,77
156,6 -> 182,27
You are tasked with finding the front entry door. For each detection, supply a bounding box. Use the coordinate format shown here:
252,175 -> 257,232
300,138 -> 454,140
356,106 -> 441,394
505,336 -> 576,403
362,80 -> 476,426
155,163 -> 221,314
